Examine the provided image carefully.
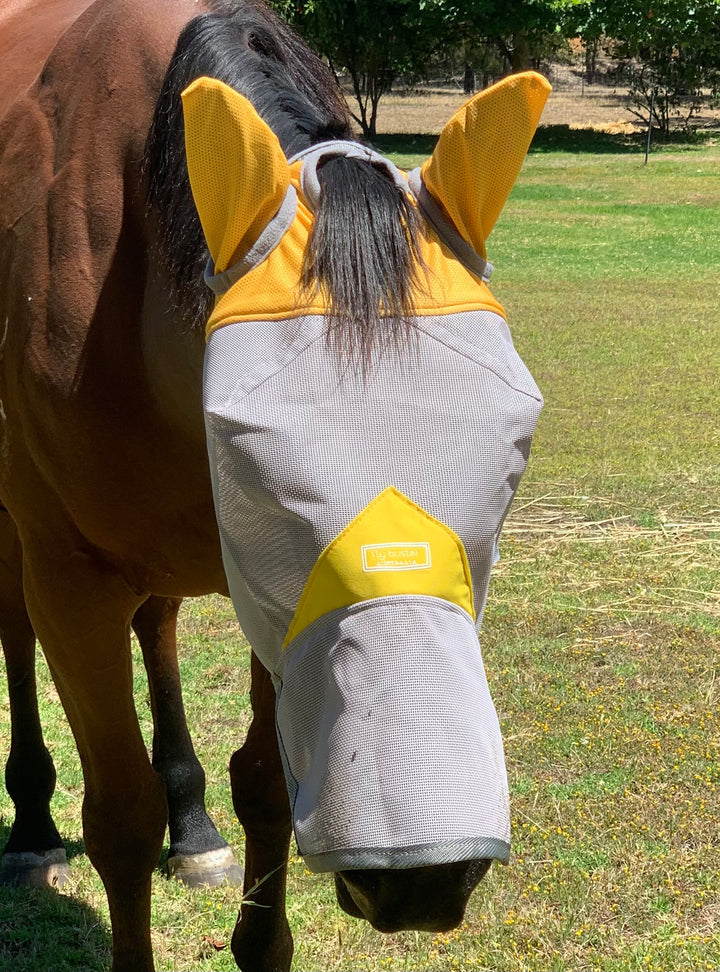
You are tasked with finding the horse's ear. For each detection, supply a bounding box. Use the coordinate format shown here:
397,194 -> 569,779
420,72 -> 551,260
181,77 -> 290,275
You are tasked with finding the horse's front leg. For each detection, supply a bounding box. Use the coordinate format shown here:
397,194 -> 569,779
230,651 -> 293,972
23,536 -> 167,972
133,594 -> 243,887
0,512 -> 69,888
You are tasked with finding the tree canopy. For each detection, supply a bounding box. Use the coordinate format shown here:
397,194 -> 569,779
568,0 -> 720,132
272,0 -> 720,136
275,0 -> 443,136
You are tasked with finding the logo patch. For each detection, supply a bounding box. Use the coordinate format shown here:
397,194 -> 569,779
361,542 -> 432,572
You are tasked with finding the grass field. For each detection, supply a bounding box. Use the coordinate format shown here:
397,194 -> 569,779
1,117 -> 719,970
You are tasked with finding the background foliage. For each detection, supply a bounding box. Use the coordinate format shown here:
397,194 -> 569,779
273,0 -> 720,135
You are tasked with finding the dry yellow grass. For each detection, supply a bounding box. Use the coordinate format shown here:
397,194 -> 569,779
368,82 -> 720,136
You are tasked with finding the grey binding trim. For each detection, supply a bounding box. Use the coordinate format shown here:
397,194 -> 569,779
290,139 -> 409,211
407,168 -> 493,283
303,836 -> 511,873
203,184 -> 298,296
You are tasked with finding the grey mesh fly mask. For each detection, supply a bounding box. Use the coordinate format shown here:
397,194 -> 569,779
182,71 -> 550,874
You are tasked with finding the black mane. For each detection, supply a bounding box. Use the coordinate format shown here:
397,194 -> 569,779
145,0 -> 423,359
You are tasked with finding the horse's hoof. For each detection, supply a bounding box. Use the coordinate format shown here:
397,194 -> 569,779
166,846 -> 244,887
0,848 -> 71,888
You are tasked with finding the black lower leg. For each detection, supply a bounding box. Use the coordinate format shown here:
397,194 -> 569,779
230,653 -> 293,972
3,623 -> 63,856
134,596 -> 229,859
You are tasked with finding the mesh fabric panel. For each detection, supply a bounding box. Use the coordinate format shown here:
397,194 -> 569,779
204,308 -> 541,869
275,596 -> 510,871
182,77 -> 290,274
204,308 -> 541,670
421,72 -> 551,258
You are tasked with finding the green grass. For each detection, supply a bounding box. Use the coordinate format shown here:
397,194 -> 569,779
1,130 -> 720,971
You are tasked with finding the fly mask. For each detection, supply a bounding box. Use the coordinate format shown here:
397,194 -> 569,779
182,72 -> 550,872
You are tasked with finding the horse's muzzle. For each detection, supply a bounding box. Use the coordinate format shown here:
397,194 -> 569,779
334,858 -> 493,933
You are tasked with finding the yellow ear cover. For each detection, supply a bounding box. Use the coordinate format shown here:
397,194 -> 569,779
283,487 -> 475,648
181,76 -> 290,274
422,71 -> 551,259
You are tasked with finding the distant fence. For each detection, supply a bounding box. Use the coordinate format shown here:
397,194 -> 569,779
382,60 -> 628,97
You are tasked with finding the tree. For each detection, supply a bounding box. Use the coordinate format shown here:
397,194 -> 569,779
566,0 -> 720,134
429,0 -> 574,72
274,0 -> 442,137
273,0 -> 570,137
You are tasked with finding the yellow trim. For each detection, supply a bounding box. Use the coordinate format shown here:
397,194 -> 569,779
204,209 -> 506,338
283,487 -> 475,648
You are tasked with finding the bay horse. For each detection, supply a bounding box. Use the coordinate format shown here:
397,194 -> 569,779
0,506 -> 242,888
0,0 -> 548,969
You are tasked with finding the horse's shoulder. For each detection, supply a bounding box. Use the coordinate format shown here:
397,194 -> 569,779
85,0 -> 216,80
1,0 -> 209,219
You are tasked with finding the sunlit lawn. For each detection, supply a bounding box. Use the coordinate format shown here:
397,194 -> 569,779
1,131 -> 719,971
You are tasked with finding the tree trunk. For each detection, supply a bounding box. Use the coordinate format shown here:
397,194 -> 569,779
585,38 -> 599,84
511,33 -> 531,71
463,61 -> 475,94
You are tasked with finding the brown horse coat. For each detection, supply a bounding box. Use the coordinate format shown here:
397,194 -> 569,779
0,2 -> 244,968
0,0 -> 227,595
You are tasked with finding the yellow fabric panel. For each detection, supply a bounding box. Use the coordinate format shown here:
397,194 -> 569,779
421,71 -> 551,260
283,486 -> 475,648
205,165 -> 506,336
181,76 -> 290,274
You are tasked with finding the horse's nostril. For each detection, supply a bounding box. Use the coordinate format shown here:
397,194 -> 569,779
334,872 -> 365,919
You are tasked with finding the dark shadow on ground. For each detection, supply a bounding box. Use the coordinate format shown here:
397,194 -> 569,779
157,844 -> 170,873
373,124 -> 718,158
0,883 -> 111,971
371,133 -> 437,156
0,823 -> 106,970
530,124 -> 644,153
63,839 -> 85,862
372,126 -> 644,157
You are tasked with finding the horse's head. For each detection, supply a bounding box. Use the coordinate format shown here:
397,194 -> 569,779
181,70 -> 549,931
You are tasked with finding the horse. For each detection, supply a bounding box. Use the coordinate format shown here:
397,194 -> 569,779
0,505 -> 242,888
0,0 -> 549,969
